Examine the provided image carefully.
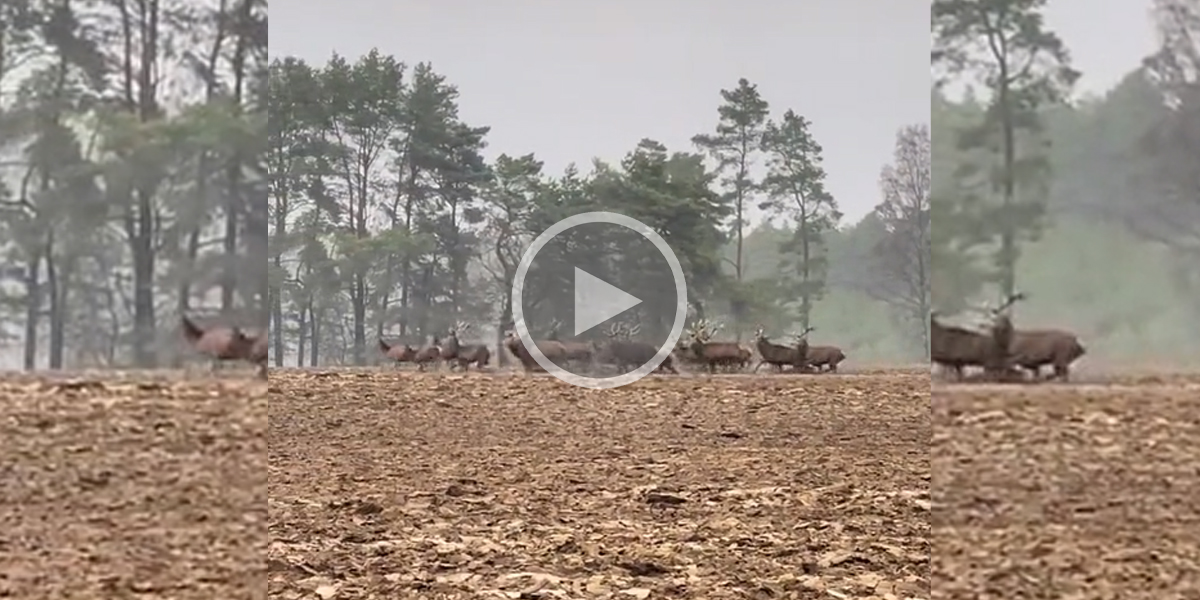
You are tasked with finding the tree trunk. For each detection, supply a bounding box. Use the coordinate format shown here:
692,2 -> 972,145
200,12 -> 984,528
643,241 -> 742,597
22,255 -> 41,371
309,302 -> 320,366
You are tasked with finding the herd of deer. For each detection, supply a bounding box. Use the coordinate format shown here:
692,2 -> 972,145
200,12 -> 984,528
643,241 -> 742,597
378,318 -> 848,375
930,293 -> 1087,383
179,292 -> 1083,384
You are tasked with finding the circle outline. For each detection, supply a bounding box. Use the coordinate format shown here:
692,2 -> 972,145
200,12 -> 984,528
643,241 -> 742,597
511,211 -> 688,390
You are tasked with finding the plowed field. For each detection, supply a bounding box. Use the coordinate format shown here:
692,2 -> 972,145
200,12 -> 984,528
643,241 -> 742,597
268,370 -> 930,599
0,371 -> 266,599
933,376 -> 1200,599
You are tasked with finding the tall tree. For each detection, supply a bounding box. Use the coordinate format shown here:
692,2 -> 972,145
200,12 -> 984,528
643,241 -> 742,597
869,125 -> 932,354
932,0 -> 1079,306
759,109 -> 839,331
384,62 -> 458,339
1138,0 -> 1200,267
480,153 -> 544,362
318,50 -> 405,364
692,78 -> 769,333
267,57 -> 328,365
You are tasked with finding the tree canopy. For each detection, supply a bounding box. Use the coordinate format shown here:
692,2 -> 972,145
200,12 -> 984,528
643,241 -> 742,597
267,52 -> 932,366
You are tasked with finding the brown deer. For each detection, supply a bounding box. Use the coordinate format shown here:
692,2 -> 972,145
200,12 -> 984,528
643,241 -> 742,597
413,335 -> 442,371
181,315 -> 266,379
595,322 -> 677,374
684,320 -> 747,374
504,329 -> 568,372
442,322 -> 491,371
378,338 -> 417,366
752,324 -> 804,373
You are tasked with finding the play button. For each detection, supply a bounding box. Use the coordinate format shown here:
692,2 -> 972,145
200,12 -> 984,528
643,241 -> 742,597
573,267 -> 642,336
511,211 -> 687,389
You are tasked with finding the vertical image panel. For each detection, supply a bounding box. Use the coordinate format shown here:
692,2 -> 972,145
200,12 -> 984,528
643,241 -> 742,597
267,0 -> 929,598
0,0 -> 268,597
932,0 -> 1200,597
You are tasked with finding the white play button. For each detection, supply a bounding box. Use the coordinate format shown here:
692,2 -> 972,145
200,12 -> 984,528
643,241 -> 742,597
573,267 -> 642,336
512,211 -> 688,390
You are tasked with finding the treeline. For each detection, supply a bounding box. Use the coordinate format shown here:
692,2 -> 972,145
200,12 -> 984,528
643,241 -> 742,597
931,0 -> 1198,361
0,0 -> 267,369
268,50 -> 930,366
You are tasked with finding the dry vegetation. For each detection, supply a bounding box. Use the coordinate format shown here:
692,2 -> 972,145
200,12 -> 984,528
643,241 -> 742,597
0,371 -> 266,599
933,374 -> 1200,599
268,370 -> 930,599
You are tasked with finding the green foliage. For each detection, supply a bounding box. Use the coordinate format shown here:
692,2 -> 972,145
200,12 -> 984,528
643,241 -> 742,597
759,109 -> 839,330
691,77 -> 770,289
932,0 -> 1078,300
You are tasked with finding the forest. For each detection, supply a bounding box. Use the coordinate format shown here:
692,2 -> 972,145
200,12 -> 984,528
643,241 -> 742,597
0,0 -> 267,370
931,0 -> 1199,366
266,51 -> 931,367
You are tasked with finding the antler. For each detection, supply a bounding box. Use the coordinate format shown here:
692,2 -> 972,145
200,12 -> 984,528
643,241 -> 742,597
627,323 -> 641,337
607,322 -> 623,338
993,291 -> 1026,315
791,326 -> 815,342
706,321 -> 724,340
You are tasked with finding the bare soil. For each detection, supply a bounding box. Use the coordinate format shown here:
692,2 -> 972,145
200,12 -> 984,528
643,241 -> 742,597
933,377 -> 1200,599
268,370 -> 929,599
0,371 -> 267,599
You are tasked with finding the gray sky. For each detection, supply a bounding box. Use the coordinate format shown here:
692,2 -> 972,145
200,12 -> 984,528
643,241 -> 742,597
1046,0 -> 1160,95
271,0 -> 928,223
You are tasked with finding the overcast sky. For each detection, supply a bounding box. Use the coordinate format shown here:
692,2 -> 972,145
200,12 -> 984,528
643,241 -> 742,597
1046,0 -> 1160,95
271,0 -> 928,223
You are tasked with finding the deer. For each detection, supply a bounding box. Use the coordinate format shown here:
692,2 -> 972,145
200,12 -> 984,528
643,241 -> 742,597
413,335 -> 442,371
378,338 -> 417,366
752,324 -> 806,373
503,329 -> 568,372
930,292 -> 1026,382
595,322 -> 677,374
682,319 -> 748,374
181,315 -> 267,379
546,318 -> 593,368
442,322 -> 491,371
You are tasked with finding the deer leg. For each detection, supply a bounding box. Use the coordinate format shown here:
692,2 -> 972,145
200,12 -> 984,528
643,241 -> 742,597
1053,363 -> 1069,382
